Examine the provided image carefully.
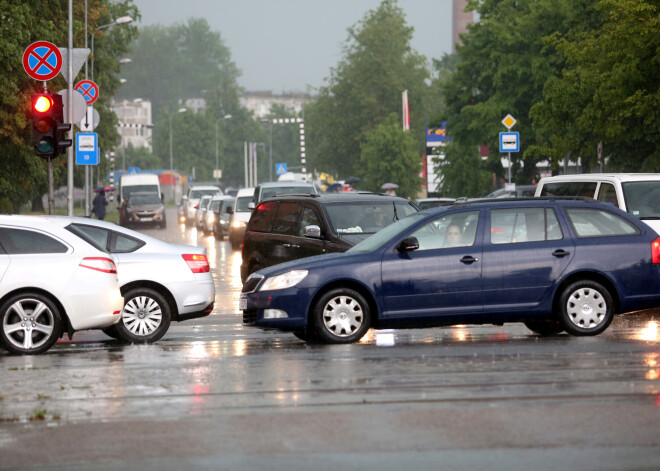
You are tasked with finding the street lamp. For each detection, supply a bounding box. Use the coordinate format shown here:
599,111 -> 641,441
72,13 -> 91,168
91,16 -> 133,81
215,114 -> 232,184
261,119 -> 274,182
119,58 -> 132,65
169,108 -> 188,171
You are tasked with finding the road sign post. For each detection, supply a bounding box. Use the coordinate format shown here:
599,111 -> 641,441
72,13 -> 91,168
500,114 -> 518,184
23,41 -> 62,81
76,132 -> 98,165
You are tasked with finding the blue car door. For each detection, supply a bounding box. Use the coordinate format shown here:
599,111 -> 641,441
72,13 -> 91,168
380,210 -> 484,319
481,206 -> 575,312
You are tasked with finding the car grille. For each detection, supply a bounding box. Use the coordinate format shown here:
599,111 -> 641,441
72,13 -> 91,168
243,309 -> 257,324
136,211 -> 157,217
242,275 -> 264,293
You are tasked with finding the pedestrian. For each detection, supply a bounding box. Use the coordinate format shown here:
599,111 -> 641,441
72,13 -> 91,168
385,188 -> 397,197
92,190 -> 108,220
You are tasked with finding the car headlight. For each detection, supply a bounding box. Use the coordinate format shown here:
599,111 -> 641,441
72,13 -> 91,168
232,220 -> 246,228
259,270 -> 308,291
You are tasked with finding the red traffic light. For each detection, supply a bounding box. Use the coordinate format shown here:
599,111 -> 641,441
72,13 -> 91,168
33,95 -> 53,113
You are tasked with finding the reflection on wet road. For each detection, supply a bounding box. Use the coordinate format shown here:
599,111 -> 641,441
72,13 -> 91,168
1,208 -> 659,470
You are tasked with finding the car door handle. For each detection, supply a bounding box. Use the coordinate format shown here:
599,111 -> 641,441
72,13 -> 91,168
460,256 -> 479,264
552,249 -> 571,257
283,243 -> 291,248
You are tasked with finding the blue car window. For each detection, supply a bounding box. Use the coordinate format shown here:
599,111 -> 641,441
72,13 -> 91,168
566,208 -> 640,237
410,211 -> 479,250
491,208 -> 563,244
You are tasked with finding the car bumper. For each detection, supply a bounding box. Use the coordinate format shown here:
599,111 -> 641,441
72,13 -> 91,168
65,281 -> 124,330
168,278 -> 215,318
240,287 -> 311,331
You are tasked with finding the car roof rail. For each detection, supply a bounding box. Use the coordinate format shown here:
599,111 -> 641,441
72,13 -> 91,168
452,196 -> 597,207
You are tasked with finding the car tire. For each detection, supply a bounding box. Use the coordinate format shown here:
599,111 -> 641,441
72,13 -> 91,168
0,293 -> 62,355
523,319 -> 564,336
558,280 -> 614,336
115,287 -> 171,344
311,288 -> 371,344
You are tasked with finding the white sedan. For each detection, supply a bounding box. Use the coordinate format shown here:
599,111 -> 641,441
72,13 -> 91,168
0,216 -> 124,355
56,217 -> 215,343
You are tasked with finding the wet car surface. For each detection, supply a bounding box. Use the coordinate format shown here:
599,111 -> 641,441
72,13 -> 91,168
1,208 -> 658,471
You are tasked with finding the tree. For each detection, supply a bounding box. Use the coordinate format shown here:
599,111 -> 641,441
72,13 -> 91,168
305,0 -> 431,180
359,113 -> 420,198
441,0 -> 594,185
437,142 -> 491,198
528,0 -> 660,172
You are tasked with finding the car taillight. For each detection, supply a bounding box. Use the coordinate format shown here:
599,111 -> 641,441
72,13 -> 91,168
653,237 -> 660,264
182,254 -> 210,273
80,257 -> 117,274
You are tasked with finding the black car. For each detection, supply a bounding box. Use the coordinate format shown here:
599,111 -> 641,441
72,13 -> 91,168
240,192 -> 419,283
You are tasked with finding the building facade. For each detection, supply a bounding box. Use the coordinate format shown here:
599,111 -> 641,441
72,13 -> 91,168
112,99 -> 153,152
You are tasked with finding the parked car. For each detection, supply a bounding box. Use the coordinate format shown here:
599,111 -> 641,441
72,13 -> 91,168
119,192 -> 166,229
415,197 -> 456,209
252,181 -> 318,206
194,194 -> 213,231
60,217 -> 214,343
535,173 -> 660,234
182,185 -> 222,226
227,187 -> 255,249
213,196 -> 236,240
240,192 -> 420,283
487,185 -> 537,198
241,197 -> 660,344
0,215 -> 123,354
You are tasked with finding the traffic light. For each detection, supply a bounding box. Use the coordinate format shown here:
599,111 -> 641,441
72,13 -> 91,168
30,93 -> 71,158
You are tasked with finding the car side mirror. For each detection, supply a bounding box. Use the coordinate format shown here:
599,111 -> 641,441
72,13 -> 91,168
304,225 -> 322,239
396,237 -> 419,252
248,202 -> 255,210
182,195 -> 188,201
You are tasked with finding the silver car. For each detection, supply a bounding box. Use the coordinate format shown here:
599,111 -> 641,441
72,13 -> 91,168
194,194 -> 213,231
56,217 -> 215,343
203,195 -> 234,236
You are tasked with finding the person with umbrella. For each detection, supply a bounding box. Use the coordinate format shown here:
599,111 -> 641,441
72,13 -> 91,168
92,190 -> 108,220
381,182 -> 399,197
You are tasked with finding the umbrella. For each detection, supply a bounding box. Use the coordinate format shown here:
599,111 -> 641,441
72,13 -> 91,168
345,176 -> 361,185
94,186 -> 116,193
325,183 -> 343,193
380,182 -> 399,190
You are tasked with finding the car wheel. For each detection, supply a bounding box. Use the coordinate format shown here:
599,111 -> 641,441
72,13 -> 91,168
102,325 -> 120,339
523,319 -> 564,336
559,280 -> 614,336
0,293 -> 62,355
115,288 -> 171,343
311,288 -> 371,344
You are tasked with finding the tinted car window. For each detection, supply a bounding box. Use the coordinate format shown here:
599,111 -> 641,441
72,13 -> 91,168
566,208 -> 640,237
597,183 -> 618,207
540,182 -> 597,198
68,224 -> 109,250
272,202 -> 302,235
298,205 -> 322,236
130,194 -> 162,205
490,208 -> 562,244
111,233 -> 145,252
262,186 -> 315,201
0,228 -> 68,254
410,211 -> 480,250
325,201 -> 418,234
249,201 -> 277,232
622,181 -> 660,218
190,189 -> 219,199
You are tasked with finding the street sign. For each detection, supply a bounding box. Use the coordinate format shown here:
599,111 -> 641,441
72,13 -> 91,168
58,89 -> 87,123
275,163 -> 287,175
23,41 -> 62,81
76,132 -> 98,165
502,114 -> 517,130
78,106 -> 100,131
57,48 -> 90,84
499,132 -> 520,152
74,80 -> 99,105
213,169 -> 222,179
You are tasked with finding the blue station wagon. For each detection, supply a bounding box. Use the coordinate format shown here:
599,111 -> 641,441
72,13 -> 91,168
241,197 -> 660,344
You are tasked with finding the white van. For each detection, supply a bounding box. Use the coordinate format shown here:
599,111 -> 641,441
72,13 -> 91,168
119,174 -> 161,205
227,187 -> 255,249
535,173 -> 660,234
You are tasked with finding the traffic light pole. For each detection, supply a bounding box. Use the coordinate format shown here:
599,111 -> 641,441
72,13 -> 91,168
66,0 -> 74,216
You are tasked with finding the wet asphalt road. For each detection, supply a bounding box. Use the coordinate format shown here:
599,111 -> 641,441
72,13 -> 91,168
1,208 -> 659,471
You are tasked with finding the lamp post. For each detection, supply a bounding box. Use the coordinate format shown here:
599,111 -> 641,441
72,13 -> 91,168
90,15 -> 133,81
215,114 -> 232,184
169,108 -> 188,171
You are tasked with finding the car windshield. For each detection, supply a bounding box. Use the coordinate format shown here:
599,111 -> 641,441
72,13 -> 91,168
347,213 -> 427,254
210,201 -> 221,211
325,201 -> 419,235
236,196 -> 253,212
130,194 -> 161,205
621,181 -> 660,219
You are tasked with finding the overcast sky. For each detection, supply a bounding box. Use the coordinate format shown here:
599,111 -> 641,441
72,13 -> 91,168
130,0 -> 456,93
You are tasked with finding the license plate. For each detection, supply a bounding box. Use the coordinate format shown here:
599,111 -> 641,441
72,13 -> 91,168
239,295 -> 247,311
140,217 -> 153,222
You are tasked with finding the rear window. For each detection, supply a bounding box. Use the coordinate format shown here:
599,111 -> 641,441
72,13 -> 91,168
565,208 -> 640,237
621,181 -> 660,219
540,182 -> 597,198
190,189 -> 219,199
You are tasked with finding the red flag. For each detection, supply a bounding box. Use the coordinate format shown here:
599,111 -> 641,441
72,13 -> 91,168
402,90 -> 410,131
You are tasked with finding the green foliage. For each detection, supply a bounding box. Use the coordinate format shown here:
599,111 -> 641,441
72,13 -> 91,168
437,142 -> 492,198
528,0 -> 660,172
359,113 -> 420,198
305,0 -> 431,181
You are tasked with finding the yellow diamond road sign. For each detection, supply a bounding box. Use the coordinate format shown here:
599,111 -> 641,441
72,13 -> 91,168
502,114 -> 516,130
